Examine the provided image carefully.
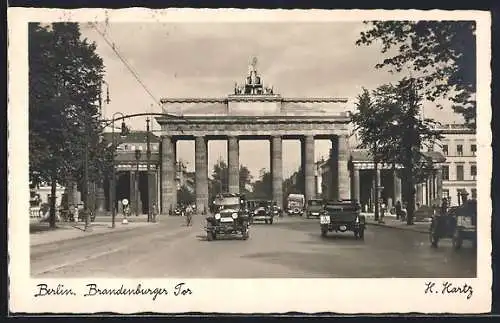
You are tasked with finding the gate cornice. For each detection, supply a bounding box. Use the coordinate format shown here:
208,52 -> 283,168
159,97 -> 349,104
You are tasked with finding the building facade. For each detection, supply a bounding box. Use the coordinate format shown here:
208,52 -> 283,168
93,60 -> 476,215
156,60 -> 352,214
319,123 -> 476,211
428,123 -> 477,206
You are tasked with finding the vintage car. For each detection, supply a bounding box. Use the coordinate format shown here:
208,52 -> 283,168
429,199 -> 477,249
249,200 -> 275,224
306,198 -> 324,219
205,193 -> 250,241
320,200 -> 365,239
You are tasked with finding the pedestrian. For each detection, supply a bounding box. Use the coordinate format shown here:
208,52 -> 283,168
440,197 -> 448,216
185,204 -> 193,226
395,200 -> 402,220
379,201 -> 386,223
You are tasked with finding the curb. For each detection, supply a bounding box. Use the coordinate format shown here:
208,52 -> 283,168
30,223 -> 157,248
367,221 -> 429,234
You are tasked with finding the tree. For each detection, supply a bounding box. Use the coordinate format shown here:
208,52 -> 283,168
208,160 -> 253,201
351,78 -> 442,225
239,165 -> 253,194
29,23 -> 106,228
251,169 -> 272,199
356,21 -> 476,126
177,185 -> 195,206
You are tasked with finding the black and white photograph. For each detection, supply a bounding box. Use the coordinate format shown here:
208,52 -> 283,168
8,8 -> 491,314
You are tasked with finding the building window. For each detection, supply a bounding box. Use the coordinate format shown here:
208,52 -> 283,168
442,144 -> 448,156
470,165 -> 477,180
457,144 -> 463,156
442,165 -> 449,180
471,144 -> 477,156
471,188 -> 477,199
456,165 -> 464,181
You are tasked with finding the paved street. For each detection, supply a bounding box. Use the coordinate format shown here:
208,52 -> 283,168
31,216 -> 476,278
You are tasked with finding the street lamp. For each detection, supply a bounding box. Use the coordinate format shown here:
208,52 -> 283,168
146,117 -> 153,223
111,112 -> 129,228
134,149 -> 142,217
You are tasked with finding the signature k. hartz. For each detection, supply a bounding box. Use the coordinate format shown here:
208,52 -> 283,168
424,281 -> 473,299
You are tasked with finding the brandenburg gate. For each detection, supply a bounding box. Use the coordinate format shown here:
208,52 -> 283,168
155,60 -> 352,214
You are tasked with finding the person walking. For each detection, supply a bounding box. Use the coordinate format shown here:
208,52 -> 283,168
185,204 -> 193,226
440,197 -> 448,216
395,200 -> 402,220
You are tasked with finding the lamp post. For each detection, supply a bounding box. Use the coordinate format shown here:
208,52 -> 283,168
134,149 -> 142,217
111,112 -> 128,228
146,117 -> 153,222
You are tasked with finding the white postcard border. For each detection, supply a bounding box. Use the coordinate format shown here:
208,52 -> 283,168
8,8 -> 492,314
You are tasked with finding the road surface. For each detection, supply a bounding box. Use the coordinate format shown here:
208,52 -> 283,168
31,216 -> 476,278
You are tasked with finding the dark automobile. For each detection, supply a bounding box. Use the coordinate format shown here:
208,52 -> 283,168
249,200 -> 275,224
429,199 -> 477,249
320,200 -> 365,239
306,199 -> 323,219
205,193 -> 250,241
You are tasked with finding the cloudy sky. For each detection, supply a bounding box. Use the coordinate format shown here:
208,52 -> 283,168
79,22 -> 464,179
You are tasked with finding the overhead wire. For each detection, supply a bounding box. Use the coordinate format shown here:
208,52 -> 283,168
88,22 -> 162,109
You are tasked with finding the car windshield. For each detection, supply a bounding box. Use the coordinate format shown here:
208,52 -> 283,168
219,204 -> 239,210
308,200 -> 322,206
214,196 -> 240,206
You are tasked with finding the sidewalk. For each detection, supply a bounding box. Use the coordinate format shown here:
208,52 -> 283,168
362,213 -> 430,234
30,220 -> 152,247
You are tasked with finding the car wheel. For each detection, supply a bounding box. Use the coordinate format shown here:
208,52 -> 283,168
452,229 -> 462,250
207,231 -> 214,241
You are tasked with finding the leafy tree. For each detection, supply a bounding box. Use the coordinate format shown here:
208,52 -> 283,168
177,185 -> 195,206
356,21 -> 476,126
239,165 -> 253,194
208,160 -> 253,201
29,23 -> 106,228
251,169 -> 272,199
351,78 -> 442,225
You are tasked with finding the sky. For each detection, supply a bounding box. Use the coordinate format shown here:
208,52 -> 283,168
79,22 -> 464,179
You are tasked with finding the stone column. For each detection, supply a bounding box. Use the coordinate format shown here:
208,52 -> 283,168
227,136 -> 240,194
130,171 -> 136,213
393,170 -> 402,204
416,183 -> 423,207
148,171 -> 156,214
161,136 -> 175,214
303,135 -> 315,201
352,167 -> 360,203
95,180 -> 105,214
195,136 -> 209,215
329,144 -> 338,200
436,168 -> 443,201
271,136 -> 283,209
336,135 -> 351,200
